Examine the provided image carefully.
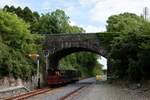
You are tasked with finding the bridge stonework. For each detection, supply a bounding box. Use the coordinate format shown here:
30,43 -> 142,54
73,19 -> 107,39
42,33 -> 114,81
43,33 -> 108,69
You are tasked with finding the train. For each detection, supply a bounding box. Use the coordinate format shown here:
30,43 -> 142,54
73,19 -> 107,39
47,69 -> 80,86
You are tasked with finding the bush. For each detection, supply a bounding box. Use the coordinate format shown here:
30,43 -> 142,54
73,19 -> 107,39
0,10 -> 41,80
127,59 -> 142,81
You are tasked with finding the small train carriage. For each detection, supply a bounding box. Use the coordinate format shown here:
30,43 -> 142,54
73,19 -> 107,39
47,69 -> 80,86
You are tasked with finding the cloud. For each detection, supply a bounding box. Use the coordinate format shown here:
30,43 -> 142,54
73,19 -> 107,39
42,0 -> 51,10
0,0 -> 26,8
82,25 -> 106,33
79,0 -> 99,6
65,6 -> 78,16
0,0 -> 15,8
0,0 -> 33,10
1,0 -> 150,32
97,56 -> 107,69
69,20 -> 77,26
89,0 -> 150,24
70,20 -> 106,32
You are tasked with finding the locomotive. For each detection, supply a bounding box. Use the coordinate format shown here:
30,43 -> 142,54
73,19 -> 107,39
47,69 -> 80,86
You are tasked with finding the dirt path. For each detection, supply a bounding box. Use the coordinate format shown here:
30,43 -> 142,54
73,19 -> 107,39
71,82 -> 150,100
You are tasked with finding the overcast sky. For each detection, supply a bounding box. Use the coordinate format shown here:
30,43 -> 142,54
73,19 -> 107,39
1,0 -> 150,69
1,0 -> 150,32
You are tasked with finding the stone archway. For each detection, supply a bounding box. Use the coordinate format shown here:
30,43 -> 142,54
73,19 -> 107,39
43,33 -> 113,80
43,33 -> 108,68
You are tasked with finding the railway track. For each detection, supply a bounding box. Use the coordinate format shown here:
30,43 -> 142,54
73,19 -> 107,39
5,88 -> 51,100
4,80 -> 93,100
59,84 -> 90,100
4,85 -> 86,100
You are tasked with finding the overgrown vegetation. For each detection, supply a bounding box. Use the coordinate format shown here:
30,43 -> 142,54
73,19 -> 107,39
0,10 -> 41,80
0,5 -> 103,80
107,13 -> 150,82
59,52 -> 103,77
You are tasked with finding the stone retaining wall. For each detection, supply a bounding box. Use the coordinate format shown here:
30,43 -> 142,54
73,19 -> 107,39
0,76 -> 37,90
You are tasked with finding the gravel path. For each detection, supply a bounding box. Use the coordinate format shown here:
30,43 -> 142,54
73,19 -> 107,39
27,78 -> 94,100
27,77 -> 150,100
71,82 -> 150,100
27,84 -> 86,100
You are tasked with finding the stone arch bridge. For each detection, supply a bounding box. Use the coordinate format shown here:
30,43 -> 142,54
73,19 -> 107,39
43,32 -> 115,74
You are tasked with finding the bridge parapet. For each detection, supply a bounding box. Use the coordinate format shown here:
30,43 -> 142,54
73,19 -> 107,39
43,33 -> 109,57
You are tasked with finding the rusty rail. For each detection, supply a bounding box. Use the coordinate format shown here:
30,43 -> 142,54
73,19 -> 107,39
5,88 -> 51,100
59,86 -> 85,100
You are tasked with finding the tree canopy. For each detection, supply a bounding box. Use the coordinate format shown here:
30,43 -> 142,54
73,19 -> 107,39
107,12 -> 150,81
3,5 -> 40,34
59,52 -> 103,77
36,9 -> 84,34
0,10 -> 41,80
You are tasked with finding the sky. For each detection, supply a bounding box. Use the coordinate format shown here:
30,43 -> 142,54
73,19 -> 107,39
1,0 -> 150,69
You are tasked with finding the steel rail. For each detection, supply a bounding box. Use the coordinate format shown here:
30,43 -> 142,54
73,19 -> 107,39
5,88 -> 51,100
59,86 -> 85,100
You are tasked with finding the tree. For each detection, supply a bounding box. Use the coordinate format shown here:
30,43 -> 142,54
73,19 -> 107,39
36,9 -> 68,34
15,7 -> 23,18
107,12 -> 150,81
3,5 -> 9,11
23,7 -> 34,23
59,52 -> 103,77
3,5 -> 40,34
106,13 -> 145,34
0,10 -> 41,80
69,26 -> 85,33
36,9 -> 84,34
0,41 -> 10,78
36,13 -> 57,34
9,6 -> 16,12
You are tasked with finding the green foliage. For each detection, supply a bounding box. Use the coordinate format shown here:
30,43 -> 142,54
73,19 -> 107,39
0,41 -> 10,78
96,32 -> 119,49
128,59 -> 142,81
35,9 -> 84,34
107,12 -> 150,81
3,5 -> 40,34
3,5 -> 40,23
0,10 -> 41,80
92,63 -> 103,76
106,13 -> 145,34
59,52 -> 103,77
